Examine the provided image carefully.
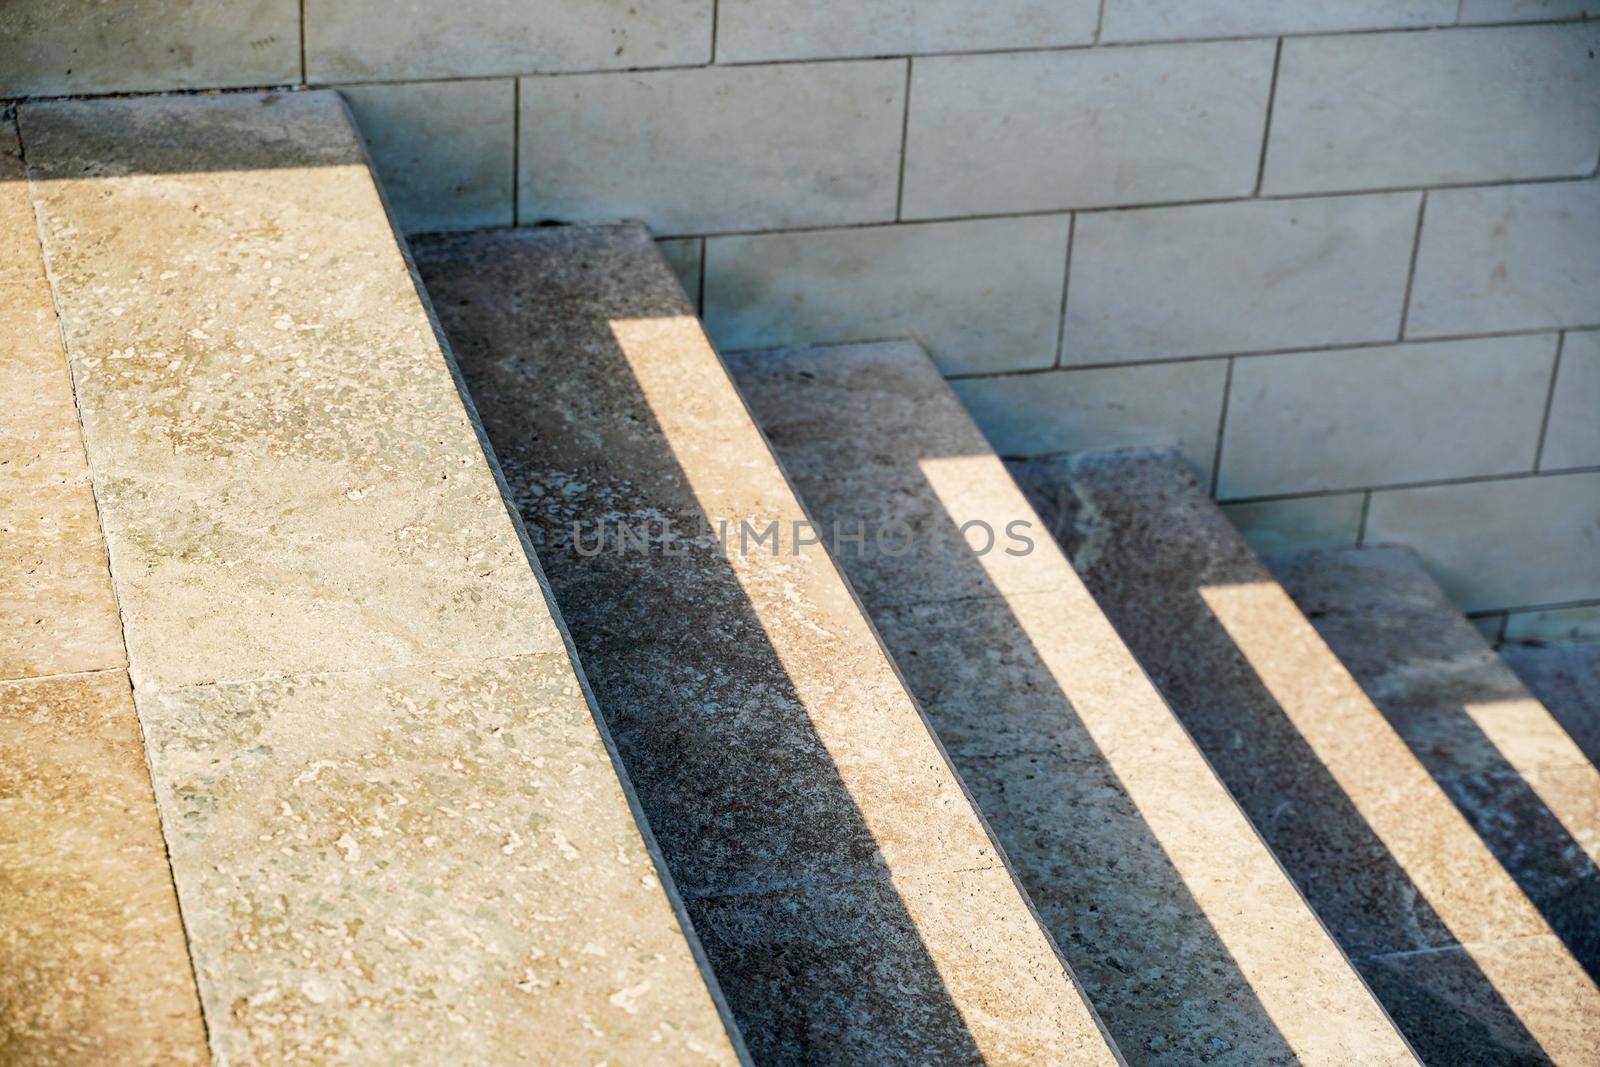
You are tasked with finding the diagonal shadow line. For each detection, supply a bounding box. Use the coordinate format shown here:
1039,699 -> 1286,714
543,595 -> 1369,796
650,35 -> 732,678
727,365 -> 1299,1061
1271,562 -> 1600,985
1014,455 -> 1550,1065
410,230 -> 989,1065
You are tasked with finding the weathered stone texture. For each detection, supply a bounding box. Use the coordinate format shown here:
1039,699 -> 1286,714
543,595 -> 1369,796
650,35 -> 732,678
729,342 -> 1412,1064
0,672 -> 209,1065
19,91 -> 739,1064
412,224 -> 1118,1064
1018,448 -> 1599,1062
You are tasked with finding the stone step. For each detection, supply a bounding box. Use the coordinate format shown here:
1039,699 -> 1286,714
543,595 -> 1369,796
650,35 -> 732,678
17,92 -> 740,1063
1270,547 -> 1600,1050
1500,639 -> 1600,770
1013,447 -> 1600,1064
410,224 -> 1120,1064
1,110 -> 208,1065
726,340 -> 1414,1065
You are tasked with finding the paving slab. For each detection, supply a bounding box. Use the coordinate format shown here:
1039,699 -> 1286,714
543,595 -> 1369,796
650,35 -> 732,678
727,341 -> 1412,1065
0,120 -> 123,681
411,224 -> 1119,1064
142,654 -> 735,1064
0,671 -> 209,1065
1014,447 -> 1599,1063
18,91 -> 739,1064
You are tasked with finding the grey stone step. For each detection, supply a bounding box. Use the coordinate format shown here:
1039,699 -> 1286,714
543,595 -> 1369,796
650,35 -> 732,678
18,91 -> 741,1064
1013,447 -> 1600,1064
727,339 -> 1413,1065
0,112 -> 208,1064
410,224 -> 1120,1065
1270,547 -> 1600,1053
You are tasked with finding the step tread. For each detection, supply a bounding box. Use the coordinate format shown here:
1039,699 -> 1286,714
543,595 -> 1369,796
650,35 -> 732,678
20,92 -> 737,1064
411,224 -> 1118,1065
728,340 -> 1412,1065
1022,447 -> 1599,1064
0,111 -> 207,1064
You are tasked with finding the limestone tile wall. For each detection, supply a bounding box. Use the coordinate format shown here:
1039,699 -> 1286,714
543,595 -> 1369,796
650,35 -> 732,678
0,1 -> 1594,621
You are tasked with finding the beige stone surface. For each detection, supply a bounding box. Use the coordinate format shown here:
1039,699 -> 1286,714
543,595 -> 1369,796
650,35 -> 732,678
21,92 -> 564,687
0,672 -> 207,1065
1359,936 -> 1600,1065
1,121 -> 46,284
1502,640 -> 1600,763
1364,471 -> 1600,612
412,225 -> 1118,1063
0,0 -> 299,97
729,342 -> 1412,1064
1271,545 -> 1600,984
0,280 -> 125,681
687,867 -> 1113,1065
1017,448 -> 1598,1062
141,654 -> 738,1065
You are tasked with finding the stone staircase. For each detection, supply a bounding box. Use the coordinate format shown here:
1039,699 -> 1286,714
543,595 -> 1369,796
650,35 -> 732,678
4,88 -> 1598,1065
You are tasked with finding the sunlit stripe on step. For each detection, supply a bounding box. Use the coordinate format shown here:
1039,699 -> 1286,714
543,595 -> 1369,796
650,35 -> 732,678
1197,577 -> 1600,1059
915,454 -> 1414,1065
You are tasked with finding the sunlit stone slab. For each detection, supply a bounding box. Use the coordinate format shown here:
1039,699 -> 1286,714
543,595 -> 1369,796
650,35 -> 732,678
1017,447 -> 1599,1063
0,120 -> 123,680
15,92 -> 738,1063
20,92 -> 562,687
140,654 -> 739,1064
729,340 -> 1413,1064
0,671 -> 208,1064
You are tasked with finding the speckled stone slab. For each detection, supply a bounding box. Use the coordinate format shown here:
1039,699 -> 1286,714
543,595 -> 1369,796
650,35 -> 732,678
0,671 -> 208,1064
728,341 -> 1412,1065
0,120 -> 123,680
20,92 -> 563,687
1502,640 -> 1600,766
1270,547 -> 1600,1017
141,654 -> 737,1065
15,93 -> 738,1063
1014,448 -> 1599,1064
411,224 -> 1118,1064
